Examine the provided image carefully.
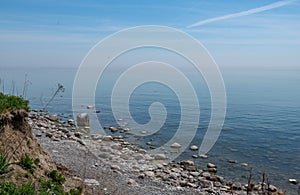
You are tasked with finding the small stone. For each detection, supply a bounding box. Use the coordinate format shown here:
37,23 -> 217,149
190,171 -> 200,177
232,182 -> 243,190
77,139 -> 86,146
109,126 -> 118,133
151,153 -> 167,160
137,149 -> 147,154
180,160 -> 196,171
122,142 -> 130,146
138,174 -> 145,179
169,172 -> 180,180
190,145 -> 198,151
133,154 -> 144,160
241,163 -> 248,166
95,110 -> 101,113
228,159 -> 238,163
171,142 -> 182,148
187,182 -> 197,188
208,168 -> 217,173
141,130 -> 147,134
145,171 -> 155,177
171,168 -> 181,173
192,155 -> 198,158
103,135 -> 113,141
127,179 -> 138,186
180,180 -> 188,187
86,105 -> 93,109
268,184 -> 277,192
68,119 -> 75,125
181,172 -> 189,178
91,134 -> 102,140
214,181 -> 222,187
288,178 -> 298,184
84,179 -> 99,186
74,132 -> 82,138
198,179 -> 212,188
207,163 -> 217,168
199,154 -> 208,159
48,115 -> 59,121
111,165 -> 121,170
201,172 -> 210,178
123,128 -> 130,132
35,132 -> 42,137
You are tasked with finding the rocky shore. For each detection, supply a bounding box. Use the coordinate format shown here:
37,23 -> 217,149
28,110 -> 288,195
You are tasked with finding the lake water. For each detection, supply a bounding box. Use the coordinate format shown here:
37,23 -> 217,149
1,66 -> 299,193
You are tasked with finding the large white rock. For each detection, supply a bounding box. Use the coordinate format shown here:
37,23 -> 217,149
76,113 -> 89,127
190,145 -> 198,151
170,142 -> 182,148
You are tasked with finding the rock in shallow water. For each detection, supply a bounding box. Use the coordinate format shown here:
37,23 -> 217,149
190,145 -> 198,151
102,135 -> 113,141
170,142 -> 182,148
199,154 -> 208,159
288,178 -> 298,184
207,163 -> 216,168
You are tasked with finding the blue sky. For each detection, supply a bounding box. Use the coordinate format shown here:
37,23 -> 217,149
1,0 -> 300,68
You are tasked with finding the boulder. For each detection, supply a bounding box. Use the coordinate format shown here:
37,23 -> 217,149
207,163 -> 216,168
68,119 -> 75,125
190,145 -> 198,151
102,135 -> 113,141
76,113 -> 89,127
171,142 -> 182,148
109,126 -> 118,133
288,178 -> 298,184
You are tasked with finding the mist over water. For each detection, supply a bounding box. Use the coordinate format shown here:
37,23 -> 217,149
1,66 -> 299,193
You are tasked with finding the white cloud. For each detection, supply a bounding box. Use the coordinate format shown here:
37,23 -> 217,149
187,0 -> 296,28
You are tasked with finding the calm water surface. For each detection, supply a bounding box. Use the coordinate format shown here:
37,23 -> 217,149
1,66 -> 299,193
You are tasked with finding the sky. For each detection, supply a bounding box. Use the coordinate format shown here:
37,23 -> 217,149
0,0 -> 300,69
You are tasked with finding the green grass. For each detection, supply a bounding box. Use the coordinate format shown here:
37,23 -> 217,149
48,170 -> 66,185
0,93 -> 30,114
0,182 -> 36,195
19,154 -> 35,174
0,148 -> 12,175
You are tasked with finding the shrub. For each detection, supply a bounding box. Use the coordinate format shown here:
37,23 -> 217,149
19,154 -> 35,174
0,93 -> 30,114
16,183 -> 36,195
34,158 -> 40,165
67,187 -> 82,195
49,170 -> 66,185
39,180 -> 64,195
0,182 -> 16,194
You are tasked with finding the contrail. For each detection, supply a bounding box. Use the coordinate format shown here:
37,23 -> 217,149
187,0 -> 295,28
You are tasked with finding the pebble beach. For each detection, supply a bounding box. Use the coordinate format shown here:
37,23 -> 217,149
26,110 -> 292,195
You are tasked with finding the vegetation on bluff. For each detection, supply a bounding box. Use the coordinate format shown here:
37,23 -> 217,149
0,93 -> 29,114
